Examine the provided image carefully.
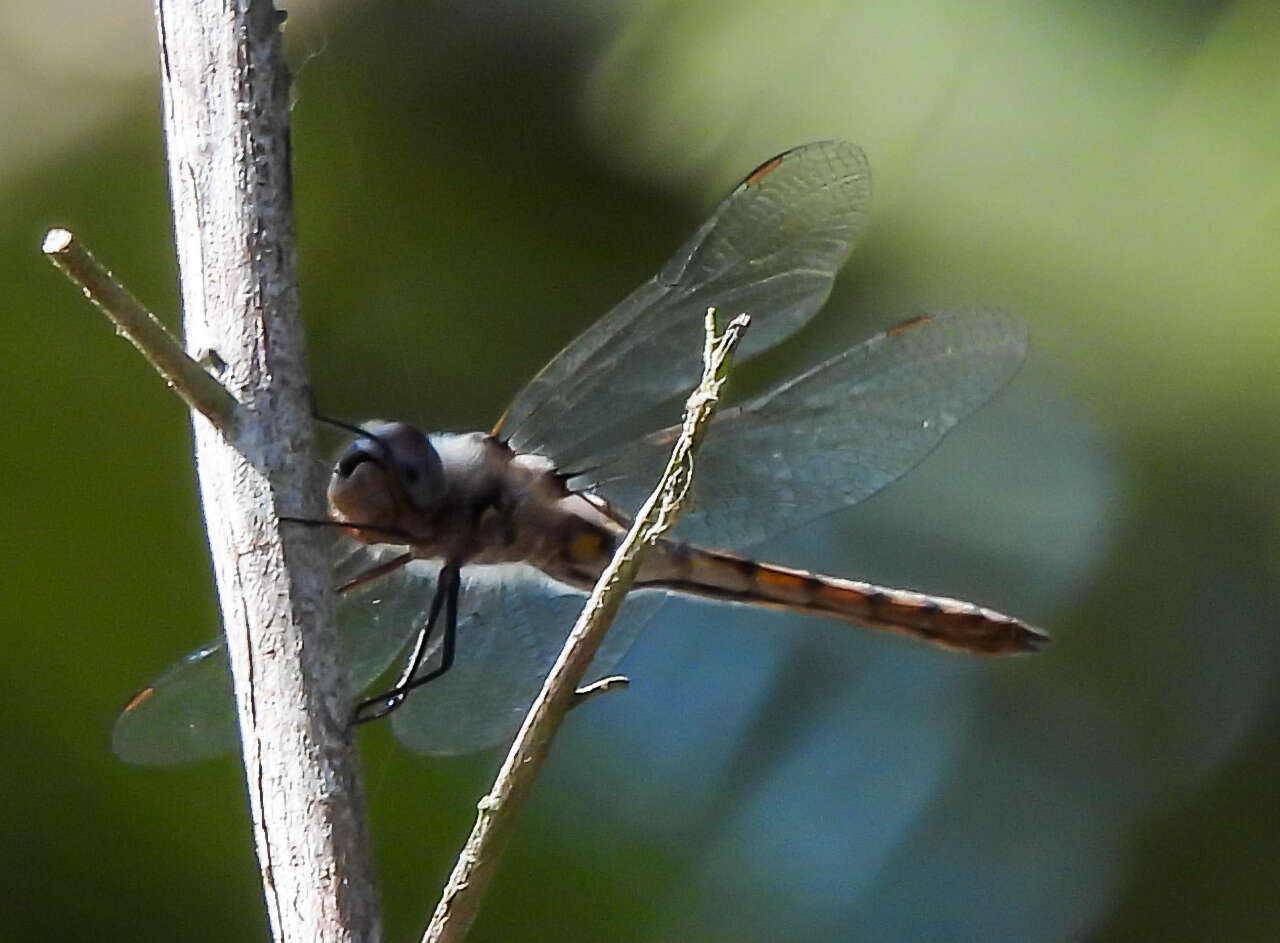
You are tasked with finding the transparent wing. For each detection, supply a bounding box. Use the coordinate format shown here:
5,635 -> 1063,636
386,562 -> 666,755
112,543 -> 667,763
573,309 -> 1028,550
111,543 -> 428,765
497,140 -> 871,466
111,641 -> 238,765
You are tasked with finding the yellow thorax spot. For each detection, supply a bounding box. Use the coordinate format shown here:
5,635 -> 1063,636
569,532 -> 603,562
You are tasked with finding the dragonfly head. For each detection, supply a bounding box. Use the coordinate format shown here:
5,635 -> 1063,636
327,421 -> 445,543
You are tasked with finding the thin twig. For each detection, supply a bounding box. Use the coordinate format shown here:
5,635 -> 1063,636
423,309 -> 751,943
42,227 -> 240,431
572,674 -> 631,707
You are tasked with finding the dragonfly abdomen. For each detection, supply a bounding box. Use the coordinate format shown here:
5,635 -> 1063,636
639,542 -> 1047,655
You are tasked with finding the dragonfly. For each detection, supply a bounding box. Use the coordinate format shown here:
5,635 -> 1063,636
113,140 -> 1046,765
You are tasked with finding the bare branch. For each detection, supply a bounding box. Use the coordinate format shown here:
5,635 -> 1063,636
423,309 -> 751,943
147,1 -> 379,940
42,227 -> 240,431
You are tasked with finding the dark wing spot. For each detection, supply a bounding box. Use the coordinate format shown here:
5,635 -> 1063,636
122,686 -> 156,713
888,314 -> 933,337
743,151 -> 787,186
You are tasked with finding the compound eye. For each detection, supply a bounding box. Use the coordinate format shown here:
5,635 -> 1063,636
335,421 -> 444,511
399,451 -> 444,509
381,429 -> 444,511
336,448 -> 376,480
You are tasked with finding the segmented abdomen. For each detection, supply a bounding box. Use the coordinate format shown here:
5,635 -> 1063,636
638,541 -> 1047,655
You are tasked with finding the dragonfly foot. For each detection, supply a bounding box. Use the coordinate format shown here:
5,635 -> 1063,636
351,692 -> 406,725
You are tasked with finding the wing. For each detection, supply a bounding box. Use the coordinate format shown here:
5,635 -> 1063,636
111,543 -> 428,765
496,140 -> 871,466
572,309 -> 1028,550
111,640 -> 239,765
112,545 -> 667,763
387,562 -> 666,756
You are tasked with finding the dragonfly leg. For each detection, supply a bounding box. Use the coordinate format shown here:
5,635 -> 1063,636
335,551 -> 413,595
351,563 -> 461,725
393,564 -> 460,697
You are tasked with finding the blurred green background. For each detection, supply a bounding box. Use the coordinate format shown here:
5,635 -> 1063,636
4,0 -> 1278,940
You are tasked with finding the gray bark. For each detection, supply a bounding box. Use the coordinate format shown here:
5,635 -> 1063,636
154,1 -> 381,939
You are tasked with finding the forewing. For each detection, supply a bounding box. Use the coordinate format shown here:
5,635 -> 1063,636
497,140 -> 871,465
575,310 -> 1028,550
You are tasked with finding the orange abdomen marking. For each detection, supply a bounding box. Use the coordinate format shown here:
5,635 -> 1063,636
640,542 -> 1047,655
